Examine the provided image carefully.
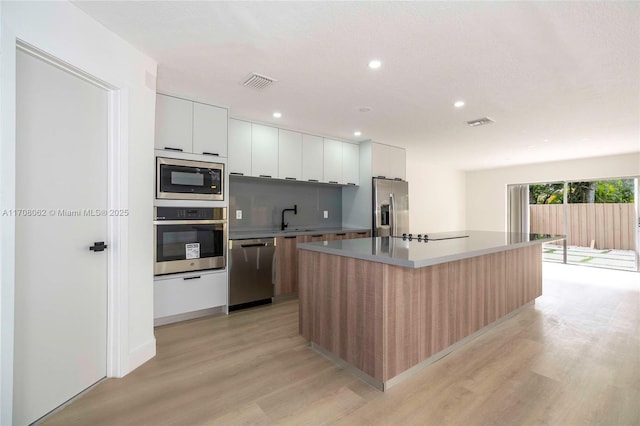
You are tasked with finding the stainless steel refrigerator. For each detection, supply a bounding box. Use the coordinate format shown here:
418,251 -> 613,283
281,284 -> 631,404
373,177 -> 409,237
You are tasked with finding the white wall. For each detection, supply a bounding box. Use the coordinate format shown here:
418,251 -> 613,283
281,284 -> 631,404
406,155 -> 467,233
0,2 -> 157,423
465,153 -> 640,232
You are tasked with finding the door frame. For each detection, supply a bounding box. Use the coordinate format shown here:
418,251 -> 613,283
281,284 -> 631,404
1,38 -> 130,423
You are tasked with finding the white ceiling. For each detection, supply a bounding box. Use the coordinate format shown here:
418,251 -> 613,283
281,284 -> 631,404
73,1 -> 640,170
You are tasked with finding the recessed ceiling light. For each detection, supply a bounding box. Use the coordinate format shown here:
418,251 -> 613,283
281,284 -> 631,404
354,131 -> 362,137
454,101 -> 465,108
543,139 -> 549,142
273,112 -> 282,118
368,59 -> 382,69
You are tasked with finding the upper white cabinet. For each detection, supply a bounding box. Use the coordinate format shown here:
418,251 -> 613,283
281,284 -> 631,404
323,138 -> 343,184
278,129 -> 302,181
193,102 -> 228,157
342,142 -> 359,186
251,124 -> 278,178
228,119 -> 252,176
372,143 -> 406,180
155,94 -> 228,157
226,118 -> 360,186
155,95 -> 192,153
302,134 -> 323,182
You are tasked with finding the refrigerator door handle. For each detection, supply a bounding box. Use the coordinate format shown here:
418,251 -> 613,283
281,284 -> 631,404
390,193 -> 396,237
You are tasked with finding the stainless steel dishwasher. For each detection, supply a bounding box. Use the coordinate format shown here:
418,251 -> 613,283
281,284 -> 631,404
229,238 -> 275,310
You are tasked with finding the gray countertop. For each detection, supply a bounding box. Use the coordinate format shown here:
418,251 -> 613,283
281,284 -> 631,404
229,227 -> 370,240
297,230 -> 565,268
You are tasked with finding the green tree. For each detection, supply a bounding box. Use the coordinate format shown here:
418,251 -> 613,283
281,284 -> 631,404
529,183 -> 564,204
529,179 -> 635,204
593,179 -> 634,203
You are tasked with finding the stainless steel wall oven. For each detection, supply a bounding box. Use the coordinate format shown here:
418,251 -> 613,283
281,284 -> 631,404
154,206 -> 227,275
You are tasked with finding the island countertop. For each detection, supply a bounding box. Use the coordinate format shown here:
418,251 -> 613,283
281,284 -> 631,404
297,230 -> 564,268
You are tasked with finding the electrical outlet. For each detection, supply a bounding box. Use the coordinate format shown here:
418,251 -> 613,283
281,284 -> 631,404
323,210 -> 329,219
236,210 -> 242,220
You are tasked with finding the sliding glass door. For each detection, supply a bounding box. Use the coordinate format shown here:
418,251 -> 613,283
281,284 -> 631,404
527,182 -> 567,264
509,177 -> 638,272
565,179 -> 637,271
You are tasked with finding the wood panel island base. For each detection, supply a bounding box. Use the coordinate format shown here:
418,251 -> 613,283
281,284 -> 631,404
298,231 -> 562,391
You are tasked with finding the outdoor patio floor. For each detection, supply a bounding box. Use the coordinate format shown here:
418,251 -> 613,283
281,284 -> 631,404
543,243 -> 638,271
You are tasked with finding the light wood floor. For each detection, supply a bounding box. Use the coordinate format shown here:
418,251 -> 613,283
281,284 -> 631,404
43,263 -> 640,426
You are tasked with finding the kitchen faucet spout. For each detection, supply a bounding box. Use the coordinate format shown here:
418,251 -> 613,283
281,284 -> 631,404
281,205 -> 298,231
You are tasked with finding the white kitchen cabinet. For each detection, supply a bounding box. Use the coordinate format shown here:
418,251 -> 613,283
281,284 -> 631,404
302,134 -> 323,182
193,102 -> 228,157
251,123 -> 278,178
154,270 -> 227,320
228,119 -> 252,176
372,142 -> 406,180
323,138 -> 342,184
155,93 -> 229,157
155,94 -> 192,153
278,129 -> 302,181
342,142 -> 359,186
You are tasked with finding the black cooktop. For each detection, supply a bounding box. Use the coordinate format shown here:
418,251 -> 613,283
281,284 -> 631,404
392,232 -> 469,242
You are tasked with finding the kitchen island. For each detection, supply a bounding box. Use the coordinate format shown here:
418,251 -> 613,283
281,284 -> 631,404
297,231 -> 563,390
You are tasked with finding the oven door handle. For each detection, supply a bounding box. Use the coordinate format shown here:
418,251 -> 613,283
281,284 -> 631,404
153,219 -> 228,225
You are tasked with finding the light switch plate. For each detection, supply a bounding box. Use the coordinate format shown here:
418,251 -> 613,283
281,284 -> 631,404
236,210 -> 242,220
323,210 -> 329,219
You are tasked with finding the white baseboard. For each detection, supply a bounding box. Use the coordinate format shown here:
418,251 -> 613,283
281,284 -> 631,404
127,337 -> 156,374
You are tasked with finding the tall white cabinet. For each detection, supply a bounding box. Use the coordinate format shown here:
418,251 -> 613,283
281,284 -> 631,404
153,93 -> 230,326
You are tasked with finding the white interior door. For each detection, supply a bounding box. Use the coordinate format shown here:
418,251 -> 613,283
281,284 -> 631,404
14,49 -> 108,425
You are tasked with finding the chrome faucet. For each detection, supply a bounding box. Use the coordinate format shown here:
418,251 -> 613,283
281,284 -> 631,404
281,205 -> 298,231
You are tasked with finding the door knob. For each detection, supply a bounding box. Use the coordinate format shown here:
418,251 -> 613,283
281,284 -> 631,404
89,241 -> 108,252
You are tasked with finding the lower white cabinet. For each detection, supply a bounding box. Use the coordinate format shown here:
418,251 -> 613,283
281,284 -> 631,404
154,270 -> 227,320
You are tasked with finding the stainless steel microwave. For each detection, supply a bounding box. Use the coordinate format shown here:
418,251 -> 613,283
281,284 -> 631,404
156,157 -> 224,201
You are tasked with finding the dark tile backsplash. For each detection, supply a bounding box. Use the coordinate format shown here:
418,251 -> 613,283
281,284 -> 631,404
229,177 -> 342,230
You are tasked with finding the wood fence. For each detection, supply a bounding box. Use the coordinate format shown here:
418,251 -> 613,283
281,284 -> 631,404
529,203 -> 637,250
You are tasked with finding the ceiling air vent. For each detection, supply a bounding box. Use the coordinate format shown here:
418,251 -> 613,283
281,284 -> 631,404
242,73 -> 277,90
466,117 -> 495,127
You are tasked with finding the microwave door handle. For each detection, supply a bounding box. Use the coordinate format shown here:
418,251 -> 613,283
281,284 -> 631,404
390,193 -> 396,237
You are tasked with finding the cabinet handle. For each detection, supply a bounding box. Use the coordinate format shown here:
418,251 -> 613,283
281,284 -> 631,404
329,181 -> 338,184
230,172 -> 244,176
393,178 -> 403,181
307,179 -> 319,182
259,175 -> 272,178
311,234 -> 324,238
356,232 -> 367,235
183,276 -> 201,281
164,147 -> 183,152
377,175 -> 386,179
241,243 -> 268,248
285,177 -> 297,180
336,233 -> 346,236
347,183 -> 356,186
284,236 -> 297,239
203,152 -> 219,156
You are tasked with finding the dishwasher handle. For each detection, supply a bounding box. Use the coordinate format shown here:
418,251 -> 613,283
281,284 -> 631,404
240,243 -> 269,248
